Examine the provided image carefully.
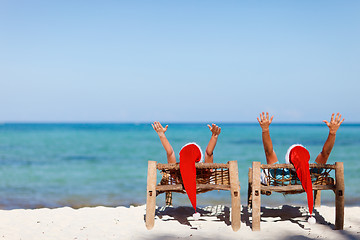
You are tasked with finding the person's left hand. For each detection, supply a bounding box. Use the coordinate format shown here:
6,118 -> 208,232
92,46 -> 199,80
257,112 -> 274,132
208,123 -> 221,137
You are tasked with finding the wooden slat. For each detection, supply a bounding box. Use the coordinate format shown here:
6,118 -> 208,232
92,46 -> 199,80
156,163 -> 180,170
165,192 -> 172,206
247,168 -> 253,207
157,162 -> 229,170
260,163 -> 336,169
261,185 -> 335,192
335,162 -> 345,230
145,161 -> 157,230
229,161 -> 241,231
252,162 -> 261,231
156,184 -> 230,192
314,190 -> 321,207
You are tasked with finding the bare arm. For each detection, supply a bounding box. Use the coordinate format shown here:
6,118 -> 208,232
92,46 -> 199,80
315,113 -> 345,164
257,112 -> 278,164
204,124 -> 221,163
152,121 -> 176,164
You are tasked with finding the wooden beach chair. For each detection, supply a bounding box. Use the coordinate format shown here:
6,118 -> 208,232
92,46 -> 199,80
145,160 -> 241,231
248,162 -> 344,231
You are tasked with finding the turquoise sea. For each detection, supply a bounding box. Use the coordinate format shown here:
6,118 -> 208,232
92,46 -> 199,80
0,123 -> 359,210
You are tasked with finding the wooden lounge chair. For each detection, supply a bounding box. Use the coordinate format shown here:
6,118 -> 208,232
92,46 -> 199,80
145,160 -> 241,231
248,162 -> 344,231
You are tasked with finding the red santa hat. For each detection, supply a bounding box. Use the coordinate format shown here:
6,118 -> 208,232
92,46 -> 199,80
285,144 -> 316,224
179,143 -> 203,219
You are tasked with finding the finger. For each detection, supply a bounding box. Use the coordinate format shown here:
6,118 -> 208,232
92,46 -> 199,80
270,115 -> 274,123
218,127 -> 221,134
156,122 -> 162,129
257,117 -> 261,123
261,112 -> 265,121
335,112 -> 340,122
330,113 -> 334,122
164,125 -> 168,131
214,126 -> 220,134
151,123 -> 155,130
338,114 -> 342,123
266,112 -> 269,120
323,120 -> 329,126
207,124 -> 211,130
340,118 -> 345,125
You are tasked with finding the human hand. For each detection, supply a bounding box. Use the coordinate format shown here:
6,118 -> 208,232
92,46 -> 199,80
152,121 -> 168,136
257,112 -> 274,132
208,123 -> 221,137
323,113 -> 344,134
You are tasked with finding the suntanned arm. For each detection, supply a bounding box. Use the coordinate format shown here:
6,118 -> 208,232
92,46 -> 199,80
152,121 -> 176,164
257,112 -> 278,164
315,113 -> 345,164
204,124 -> 221,163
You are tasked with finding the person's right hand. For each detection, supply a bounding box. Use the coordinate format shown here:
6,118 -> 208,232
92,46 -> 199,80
152,121 -> 168,135
323,113 -> 344,134
257,112 -> 274,132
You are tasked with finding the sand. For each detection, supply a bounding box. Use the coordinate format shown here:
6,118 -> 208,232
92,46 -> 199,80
0,204 -> 359,240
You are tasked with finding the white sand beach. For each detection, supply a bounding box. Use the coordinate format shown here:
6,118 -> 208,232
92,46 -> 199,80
0,204 -> 359,240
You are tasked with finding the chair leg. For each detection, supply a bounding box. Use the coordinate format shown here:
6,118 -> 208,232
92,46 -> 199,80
335,162 -> 345,230
165,192 -> 172,206
229,161 -> 241,231
314,190 -> 321,208
248,168 -> 253,208
146,161 -> 157,230
252,162 -> 261,231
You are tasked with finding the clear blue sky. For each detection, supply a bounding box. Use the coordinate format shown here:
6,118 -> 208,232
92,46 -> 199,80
1,1 -> 359,123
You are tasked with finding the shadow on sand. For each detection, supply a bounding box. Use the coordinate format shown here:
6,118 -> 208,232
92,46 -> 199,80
145,204 -> 359,240
155,205 -> 230,229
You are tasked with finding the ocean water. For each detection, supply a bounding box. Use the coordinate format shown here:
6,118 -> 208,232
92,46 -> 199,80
0,123 -> 359,210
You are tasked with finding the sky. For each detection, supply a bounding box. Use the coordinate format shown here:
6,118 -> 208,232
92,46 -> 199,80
0,1 -> 359,123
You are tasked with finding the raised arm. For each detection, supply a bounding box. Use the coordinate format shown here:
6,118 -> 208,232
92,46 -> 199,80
152,121 -> 176,164
257,112 -> 278,164
315,113 -> 345,164
204,123 -> 221,163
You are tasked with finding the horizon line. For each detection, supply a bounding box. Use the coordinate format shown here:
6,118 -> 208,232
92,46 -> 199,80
1,121 -> 359,125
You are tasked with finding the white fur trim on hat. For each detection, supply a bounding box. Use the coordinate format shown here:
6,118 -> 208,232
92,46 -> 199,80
180,142 -> 204,163
193,212 -> 200,220
285,144 -> 306,164
308,216 -> 316,224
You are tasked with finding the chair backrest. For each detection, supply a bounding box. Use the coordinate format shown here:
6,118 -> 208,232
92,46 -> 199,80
156,162 -> 233,194
260,163 -> 335,187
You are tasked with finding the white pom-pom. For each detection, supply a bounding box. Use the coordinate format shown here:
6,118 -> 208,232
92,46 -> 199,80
193,212 -> 200,220
308,216 -> 316,224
